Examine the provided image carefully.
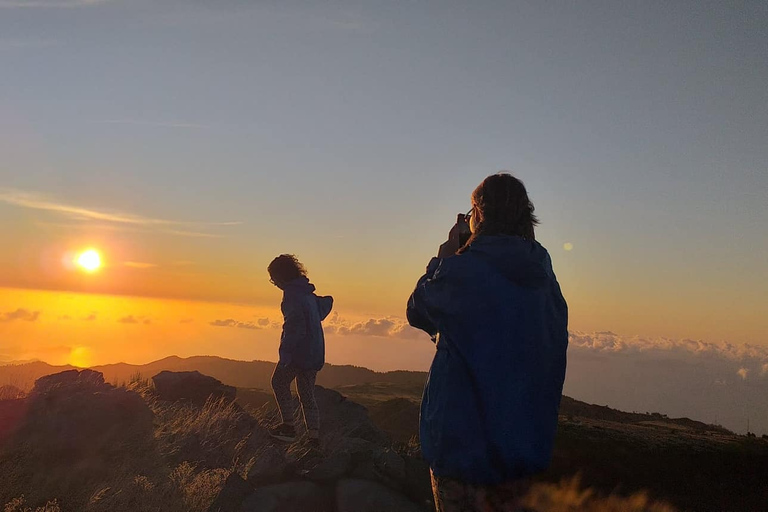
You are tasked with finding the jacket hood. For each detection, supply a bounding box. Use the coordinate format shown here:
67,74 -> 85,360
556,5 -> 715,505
466,235 -> 551,287
281,276 -> 316,294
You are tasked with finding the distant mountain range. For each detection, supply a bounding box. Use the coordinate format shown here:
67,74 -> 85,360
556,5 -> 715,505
1,355 -> 732,436
0,355 -> 428,393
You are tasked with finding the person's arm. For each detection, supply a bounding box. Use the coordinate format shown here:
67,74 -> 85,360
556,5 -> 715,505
406,258 -> 442,338
316,295 -> 334,321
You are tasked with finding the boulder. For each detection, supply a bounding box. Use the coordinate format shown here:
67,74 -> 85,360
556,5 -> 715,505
246,445 -> 290,485
375,449 -> 407,482
208,472 -> 253,512
22,372 -> 154,458
367,398 -> 421,443
0,370 -> 156,510
314,387 -> 391,446
0,396 -> 28,444
32,368 -> 108,394
240,482 -> 333,512
336,479 -> 423,512
303,451 -> 352,482
152,370 -> 236,404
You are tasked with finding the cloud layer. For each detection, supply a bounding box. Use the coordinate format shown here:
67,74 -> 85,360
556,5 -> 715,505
210,318 -> 259,330
324,312 -> 424,339
0,308 -> 41,322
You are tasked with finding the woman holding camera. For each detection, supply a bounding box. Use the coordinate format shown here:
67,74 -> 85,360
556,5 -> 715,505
407,173 -> 568,512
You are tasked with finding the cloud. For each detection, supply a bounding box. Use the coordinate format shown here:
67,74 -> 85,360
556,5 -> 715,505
0,188 -> 240,236
257,317 -> 270,327
209,318 -> 260,330
180,318 -> 194,324
161,229 -> 225,239
116,314 -> 152,325
124,261 -> 158,269
83,313 -> 97,321
0,0 -> 110,7
0,308 -> 41,322
325,313 -> 426,340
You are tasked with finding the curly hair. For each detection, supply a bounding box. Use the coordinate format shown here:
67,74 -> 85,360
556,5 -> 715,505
458,173 -> 539,253
267,254 -> 308,287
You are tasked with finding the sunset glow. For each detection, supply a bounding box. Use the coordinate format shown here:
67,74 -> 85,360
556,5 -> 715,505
77,250 -> 102,273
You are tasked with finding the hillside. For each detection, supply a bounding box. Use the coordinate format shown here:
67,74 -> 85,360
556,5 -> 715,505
0,368 -> 687,512
3,356 -> 768,510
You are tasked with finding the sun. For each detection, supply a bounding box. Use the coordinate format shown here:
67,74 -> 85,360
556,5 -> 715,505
77,249 -> 102,272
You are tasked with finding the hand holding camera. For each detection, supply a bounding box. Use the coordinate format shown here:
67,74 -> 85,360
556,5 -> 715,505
437,211 -> 472,258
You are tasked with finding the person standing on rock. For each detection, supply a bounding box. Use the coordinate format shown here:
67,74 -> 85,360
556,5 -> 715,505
267,254 -> 333,448
406,173 -> 568,512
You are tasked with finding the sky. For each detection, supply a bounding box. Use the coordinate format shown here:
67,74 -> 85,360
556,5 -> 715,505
0,1 -> 767,377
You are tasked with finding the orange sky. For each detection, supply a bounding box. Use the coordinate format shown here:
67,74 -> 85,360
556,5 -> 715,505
0,286 -> 438,371
0,211 -> 766,372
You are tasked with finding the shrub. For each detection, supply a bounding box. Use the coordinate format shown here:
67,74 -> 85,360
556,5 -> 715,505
3,497 -> 60,512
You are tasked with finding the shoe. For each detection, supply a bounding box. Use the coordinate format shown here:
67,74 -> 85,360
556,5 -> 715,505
269,423 -> 297,442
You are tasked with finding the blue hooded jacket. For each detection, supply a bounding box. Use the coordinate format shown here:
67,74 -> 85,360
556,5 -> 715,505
279,276 -> 334,371
407,235 -> 568,484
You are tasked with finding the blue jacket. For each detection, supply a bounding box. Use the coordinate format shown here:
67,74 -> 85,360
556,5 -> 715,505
407,235 -> 568,484
279,277 -> 334,371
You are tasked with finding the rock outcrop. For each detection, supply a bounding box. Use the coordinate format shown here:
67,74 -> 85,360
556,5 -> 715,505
152,370 -> 236,404
0,369 -> 156,509
1,369 -> 433,512
207,384 -> 433,512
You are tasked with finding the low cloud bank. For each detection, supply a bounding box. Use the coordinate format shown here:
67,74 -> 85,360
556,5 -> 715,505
565,331 -> 768,435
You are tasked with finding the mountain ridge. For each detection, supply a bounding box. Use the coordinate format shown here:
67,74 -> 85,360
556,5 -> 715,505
0,355 -> 732,436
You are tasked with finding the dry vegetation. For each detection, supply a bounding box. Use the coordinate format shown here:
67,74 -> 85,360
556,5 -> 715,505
522,477 -> 677,512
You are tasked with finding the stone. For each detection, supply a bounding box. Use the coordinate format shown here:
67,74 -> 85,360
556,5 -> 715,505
33,369 -> 107,394
246,445 -> 289,485
152,370 -> 236,404
208,472 -> 253,512
314,387 -> 391,446
0,370 -> 157,510
240,482 -> 333,512
0,396 -> 28,444
375,449 -> 407,482
336,479 -> 423,512
303,451 -> 352,482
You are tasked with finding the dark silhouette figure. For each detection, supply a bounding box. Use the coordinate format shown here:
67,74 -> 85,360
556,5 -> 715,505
267,254 -> 333,447
407,173 -> 569,512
